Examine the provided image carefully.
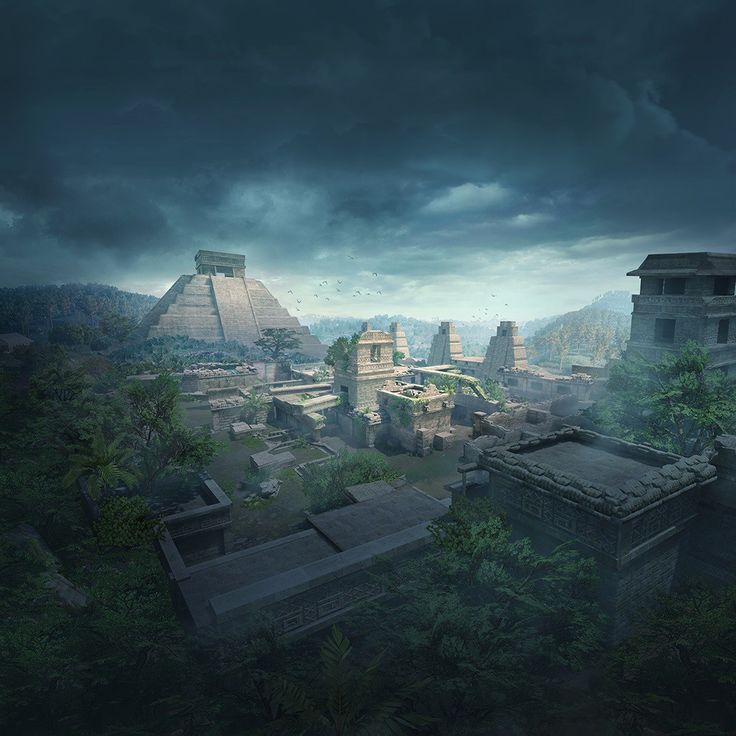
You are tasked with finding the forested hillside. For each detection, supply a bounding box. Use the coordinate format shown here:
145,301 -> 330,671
0,284 -> 158,338
527,305 -> 630,369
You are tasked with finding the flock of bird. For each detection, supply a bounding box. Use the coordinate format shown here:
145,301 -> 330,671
284,257 -> 385,311
283,254 -> 510,318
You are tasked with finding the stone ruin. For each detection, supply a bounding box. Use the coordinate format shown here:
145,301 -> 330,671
390,321 -> 411,360
454,425 -> 736,640
427,321 -> 464,365
134,250 -> 326,358
481,320 -> 528,377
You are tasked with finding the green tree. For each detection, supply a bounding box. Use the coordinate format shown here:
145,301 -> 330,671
393,350 -> 405,366
325,333 -> 361,370
255,328 -> 302,361
587,341 -> 736,455
124,373 -> 220,492
271,625 -> 431,735
353,499 -> 605,733
240,387 -> 271,424
602,584 -> 736,736
63,429 -> 138,500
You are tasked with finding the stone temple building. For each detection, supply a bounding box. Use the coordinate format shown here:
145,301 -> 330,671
455,425 -> 733,640
135,250 -> 325,358
333,326 -> 396,410
481,320 -> 528,378
427,321 -> 464,365
626,251 -> 736,374
390,321 -> 411,360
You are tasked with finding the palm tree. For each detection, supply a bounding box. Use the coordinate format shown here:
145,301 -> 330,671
63,429 -> 138,500
271,625 -> 432,735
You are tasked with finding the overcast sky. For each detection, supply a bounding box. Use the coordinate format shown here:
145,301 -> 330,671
2,0 -> 736,321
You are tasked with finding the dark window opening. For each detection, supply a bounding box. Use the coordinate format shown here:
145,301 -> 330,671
501,329 -> 507,336
507,377 -> 518,387
714,276 -> 735,296
654,318 -> 676,344
663,278 -> 686,295
370,345 -> 381,362
717,319 -> 730,344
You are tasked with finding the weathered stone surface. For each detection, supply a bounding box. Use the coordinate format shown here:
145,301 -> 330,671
135,251 -> 326,357
250,450 -> 295,471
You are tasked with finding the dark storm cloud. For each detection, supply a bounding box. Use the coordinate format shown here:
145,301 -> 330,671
1,0 -> 735,313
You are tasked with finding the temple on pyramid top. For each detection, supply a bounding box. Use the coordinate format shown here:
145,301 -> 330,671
134,250 -> 325,358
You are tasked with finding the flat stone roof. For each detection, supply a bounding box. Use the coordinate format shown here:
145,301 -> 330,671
178,529 -> 336,627
307,486 -> 447,551
480,427 -> 716,517
520,440 -> 665,487
345,480 -> 395,503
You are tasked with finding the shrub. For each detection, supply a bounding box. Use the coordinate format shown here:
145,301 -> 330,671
94,496 -> 163,548
301,451 -> 399,513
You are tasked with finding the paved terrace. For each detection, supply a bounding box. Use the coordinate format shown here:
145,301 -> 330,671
171,483 -> 449,628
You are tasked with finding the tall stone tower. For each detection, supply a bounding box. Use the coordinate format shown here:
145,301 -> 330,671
332,328 -> 395,410
481,321 -> 528,378
427,322 -> 463,365
135,250 -> 325,358
390,321 -> 410,360
626,252 -> 736,374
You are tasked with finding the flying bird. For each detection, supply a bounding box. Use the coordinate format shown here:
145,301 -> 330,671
337,280 -> 342,284
325,297 -> 330,301
321,280 -> 328,286
287,290 -> 293,294
376,290 -> 382,295
296,307 -> 301,311
354,290 -> 361,295
336,288 -> 341,292
372,272 -> 378,276
314,294 -> 319,298
348,255 -> 355,260
297,299 -> 302,303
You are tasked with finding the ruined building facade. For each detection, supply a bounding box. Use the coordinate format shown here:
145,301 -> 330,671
135,250 -> 325,358
626,251 -> 736,374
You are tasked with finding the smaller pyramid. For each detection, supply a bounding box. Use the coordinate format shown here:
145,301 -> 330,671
427,321 -> 463,365
390,322 -> 410,359
481,321 -> 528,378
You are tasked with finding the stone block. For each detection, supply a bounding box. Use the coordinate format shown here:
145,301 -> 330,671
250,450 -> 296,472
433,431 -> 454,451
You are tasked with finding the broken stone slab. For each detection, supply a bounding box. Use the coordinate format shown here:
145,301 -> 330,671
250,450 -> 296,472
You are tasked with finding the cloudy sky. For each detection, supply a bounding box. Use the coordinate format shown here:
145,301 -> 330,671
2,0 -> 736,321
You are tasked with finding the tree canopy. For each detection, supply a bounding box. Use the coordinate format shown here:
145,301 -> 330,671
586,341 -> 736,455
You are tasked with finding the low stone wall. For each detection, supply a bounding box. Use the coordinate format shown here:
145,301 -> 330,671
161,477 -> 232,564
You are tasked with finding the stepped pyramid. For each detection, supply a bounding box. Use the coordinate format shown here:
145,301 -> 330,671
481,321 -> 528,377
389,321 -> 410,359
427,321 -> 463,365
135,250 -> 325,358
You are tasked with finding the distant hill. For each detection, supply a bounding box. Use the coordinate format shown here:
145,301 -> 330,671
526,297 -> 631,369
0,283 -> 158,339
304,291 -> 633,362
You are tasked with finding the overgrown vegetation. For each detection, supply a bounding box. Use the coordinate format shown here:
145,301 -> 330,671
527,306 -> 629,370
301,450 -> 400,513
1,339 -> 735,735
586,341 -> 736,455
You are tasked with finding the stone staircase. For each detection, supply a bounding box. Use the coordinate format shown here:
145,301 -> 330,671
148,275 -> 225,340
